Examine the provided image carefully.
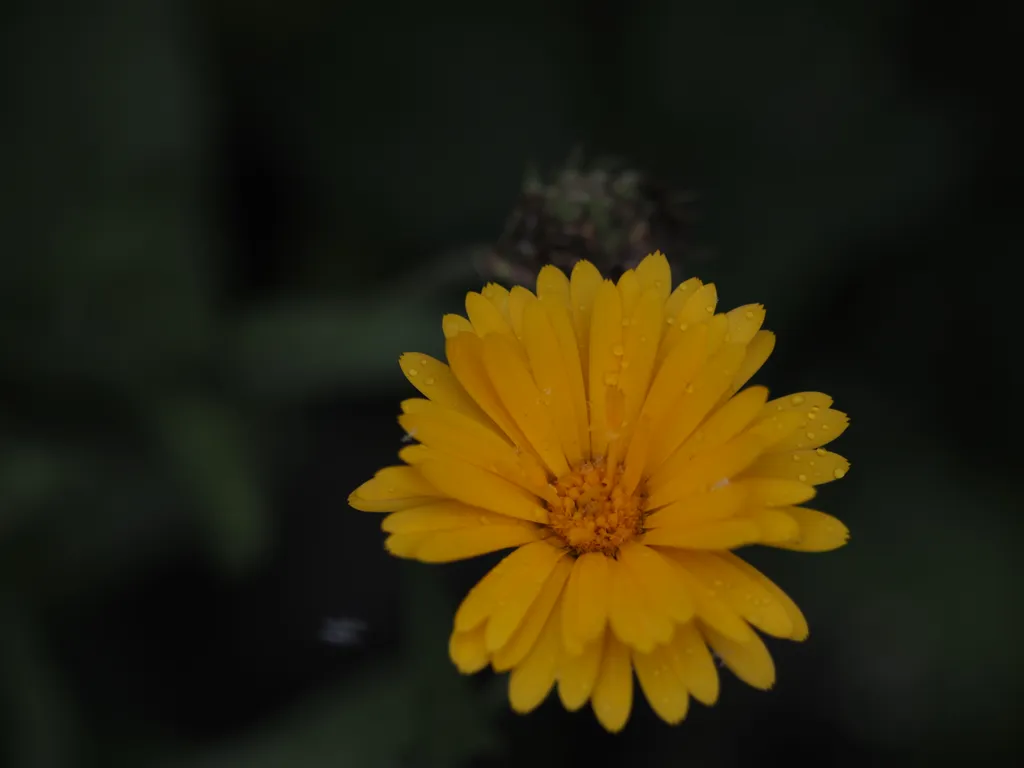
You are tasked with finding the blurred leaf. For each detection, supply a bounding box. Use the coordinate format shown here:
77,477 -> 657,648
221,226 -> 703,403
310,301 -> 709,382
229,250 -> 483,397
146,569 -> 501,768
153,399 -> 269,575
0,600 -> 79,768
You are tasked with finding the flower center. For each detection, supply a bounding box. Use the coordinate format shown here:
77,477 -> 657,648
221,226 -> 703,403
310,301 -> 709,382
546,460 -> 646,556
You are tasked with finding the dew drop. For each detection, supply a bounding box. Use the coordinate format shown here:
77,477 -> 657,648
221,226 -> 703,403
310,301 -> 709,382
712,579 -> 724,588
833,468 -> 847,479
605,373 -> 618,386
420,358 -> 429,367
745,310 -> 754,320
612,344 -> 624,356
816,448 -> 827,456
791,454 -> 801,462
798,473 -> 808,483
790,394 -> 805,406
424,377 -> 435,385
685,383 -> 695,394
408,368 -> 419,377
705,305 -> 714,314
807,411 -> 817,420
666,317 -> 676,325
806,432 -> 816,440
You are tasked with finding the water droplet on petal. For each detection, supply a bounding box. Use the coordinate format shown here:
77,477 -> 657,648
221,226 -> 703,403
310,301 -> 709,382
424,377 -> 435,385
605,373 -> 618,386
791,395 -> 805,406
745,310 -> 754,320
666,316 -> 675,325
408,368 -> 418,376
612,344 -> 624,356
791,454 -> 801,462
685,383 -> 695,394
705,305 -> 714,314
679,322 -> 689,331
798,473 -> 808,483
807,411 -> 817,420
816,448 -> 827,456
833,468 -> 846,479
806,432 -> 815,440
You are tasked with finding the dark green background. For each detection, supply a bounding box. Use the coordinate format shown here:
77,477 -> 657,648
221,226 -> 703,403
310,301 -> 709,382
2,1 -> 1020,766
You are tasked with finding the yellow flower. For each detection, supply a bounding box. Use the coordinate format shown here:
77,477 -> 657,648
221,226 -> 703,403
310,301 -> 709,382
349,252 -> 850,732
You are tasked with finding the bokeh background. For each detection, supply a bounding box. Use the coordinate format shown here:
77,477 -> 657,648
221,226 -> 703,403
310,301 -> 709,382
2,1 -> 1021,766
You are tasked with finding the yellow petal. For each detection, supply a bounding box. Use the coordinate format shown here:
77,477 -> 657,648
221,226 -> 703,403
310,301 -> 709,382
382,501 -> 529,534
663,277 -> 702,320
557,635 -> 603,711
635,251 -> 672,303
759,391 -> 833,421
522,301 -> 584,466
641,518 -> 760,549
744,449 -> 850,486
617,269 -> 642,316
561,552 -> 610,654
419,458 -> 548,524
725,304 -> 765,345
388,525 -> 541,563
647,434 -> 765,509
738,478 -> 816,507
644,484 -> 748,529
639,323 -> 709,425
702,624 -> 775,690
454,552 -> 521,632
588,280 -> 624,457
446,332 -> 535,453
704,313 -> 730,357
570,260 -> 602,389
539,298 -> 590,456
507,286 -> 535,339
348,466 -> 440,512
536,265 -> 570,308
398,402 -> 549,494
619,290 -> 664,431
666,622 -> 719,705
466,290 -> 513,337
678,552 -> 794,638
771,409 -> 850,452
482,282 -> 512,322
449,625 -> 489,673
493,557 -> 573,671
729,330 -> 775,395
633,642 -> 689,725
659,555 -> 755,642
646,343 -> 746,473
617,542 -> 694,623
482,333 -> 570,476
508,599 -> 562,713
718,552 -> 809,641
653,386 -> 768,482
771,507 -> 849,552
607,556 -> 673,652
442,313 -> 474,338
399,352 -> 489,425
485,542 -> 568,652
620,415 -> 652,497
748,507 -> 800,544
397,444 -> 430,464
591,632 -> 633,733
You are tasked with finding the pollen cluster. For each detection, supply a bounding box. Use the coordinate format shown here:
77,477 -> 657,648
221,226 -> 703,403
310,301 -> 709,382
546,460 -> 645,555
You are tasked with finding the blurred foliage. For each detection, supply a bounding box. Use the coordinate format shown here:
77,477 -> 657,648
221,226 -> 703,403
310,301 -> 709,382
1,0 -> 1021,767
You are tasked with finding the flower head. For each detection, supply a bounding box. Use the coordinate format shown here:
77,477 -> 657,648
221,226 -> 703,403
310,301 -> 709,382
349,252 -> 850,732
